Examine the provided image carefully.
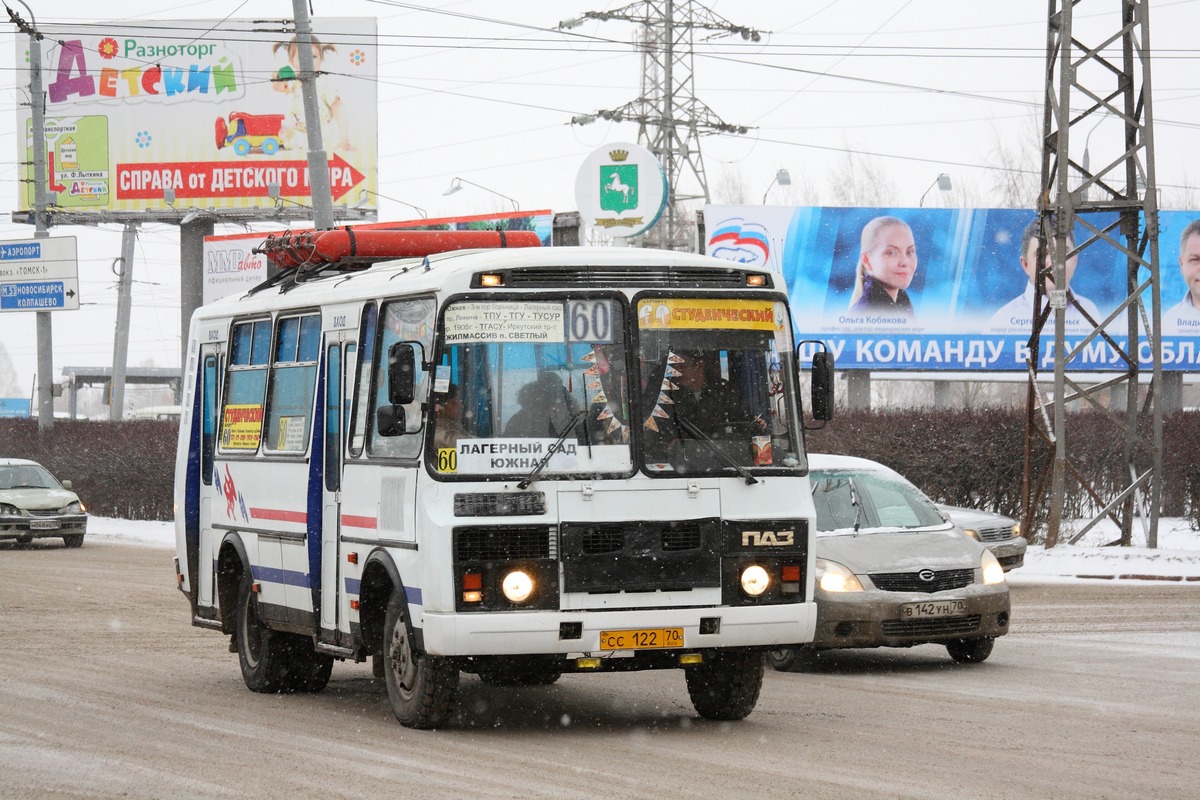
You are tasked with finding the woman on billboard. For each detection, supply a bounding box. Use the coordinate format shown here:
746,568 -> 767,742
847,216 -> 917,321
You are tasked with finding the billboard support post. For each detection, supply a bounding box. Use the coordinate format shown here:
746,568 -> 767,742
293,0 -> 334,230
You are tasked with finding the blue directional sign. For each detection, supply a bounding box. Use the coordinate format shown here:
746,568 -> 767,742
0,236 -> 78,312
1,281 -> 66,310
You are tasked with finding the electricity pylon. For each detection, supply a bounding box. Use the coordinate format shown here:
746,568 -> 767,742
1026,0 -> 1163,549
563,1 -> 759,251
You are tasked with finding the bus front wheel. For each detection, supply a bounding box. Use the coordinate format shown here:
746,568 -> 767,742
236,571 -> 288,692
383,587 -> 459,729
685,650 -> 764,721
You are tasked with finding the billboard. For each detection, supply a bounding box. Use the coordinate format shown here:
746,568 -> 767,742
706,205 -> 1200,372
15,18 -> 378,215
201,210 -> 554,304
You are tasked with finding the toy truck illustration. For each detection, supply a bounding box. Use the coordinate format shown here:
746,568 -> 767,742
214,112 -> 286,156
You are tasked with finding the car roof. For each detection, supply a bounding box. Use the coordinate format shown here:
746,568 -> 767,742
808,453 -> 900,476
0,458 -> 42,467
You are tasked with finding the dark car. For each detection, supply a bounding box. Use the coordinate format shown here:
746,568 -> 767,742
0,458 -> 88,548
769,454 -> 1009,670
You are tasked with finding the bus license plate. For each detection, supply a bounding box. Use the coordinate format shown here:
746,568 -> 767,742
900,600 -> 966,619
599,627 -> 684,651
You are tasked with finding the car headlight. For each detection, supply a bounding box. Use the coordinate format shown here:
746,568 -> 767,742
1011,522 -> 1021,538
981,550 -> 1006,585
961,528 -> 980,541
815,558 -> 863,592
66,501 -> 83,514
0,503 -> 20,516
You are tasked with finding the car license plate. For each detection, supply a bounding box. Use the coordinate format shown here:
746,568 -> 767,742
900,599 -> 967,619
599,627 -> 684,651
29,520 -> 60,531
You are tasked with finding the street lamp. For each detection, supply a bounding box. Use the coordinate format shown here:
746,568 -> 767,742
761,168 -> 792,204
443,177 -> 519,211
919,173 -> 953,206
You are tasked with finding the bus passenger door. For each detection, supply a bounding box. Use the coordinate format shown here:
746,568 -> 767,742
196,345 -> 221,611
319,338 -> 353,641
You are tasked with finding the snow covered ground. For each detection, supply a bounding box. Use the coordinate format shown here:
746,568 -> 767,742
84,515 -> 1200,585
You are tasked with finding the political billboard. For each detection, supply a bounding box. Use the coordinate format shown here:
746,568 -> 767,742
15,18 -> 377,215
706,205 -> 1200,372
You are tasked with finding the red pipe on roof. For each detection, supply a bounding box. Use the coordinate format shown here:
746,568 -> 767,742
258,228 -> 541,269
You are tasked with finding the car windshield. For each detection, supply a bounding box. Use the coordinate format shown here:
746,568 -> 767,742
0,464 -> 61,490
811,469 -> 946,534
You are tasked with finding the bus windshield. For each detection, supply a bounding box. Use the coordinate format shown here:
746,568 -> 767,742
635,296 -> 802,475
430,297 -> 634,478
428,294 -> 803,479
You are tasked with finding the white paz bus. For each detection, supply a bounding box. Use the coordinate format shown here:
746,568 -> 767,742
173,229 -> 834,728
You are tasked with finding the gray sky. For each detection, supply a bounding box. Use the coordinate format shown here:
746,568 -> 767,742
1,0 -> 1196,399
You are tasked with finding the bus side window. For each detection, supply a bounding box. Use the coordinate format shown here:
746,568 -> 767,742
201,354 -> 218,484
348,304 -> 377,457
265,313 -> 320,453
219,319 -> 271,453
369,297 -> 435,458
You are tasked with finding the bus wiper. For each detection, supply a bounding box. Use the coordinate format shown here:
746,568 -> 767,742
518,410 -> 587,490
677,418 -> 759,485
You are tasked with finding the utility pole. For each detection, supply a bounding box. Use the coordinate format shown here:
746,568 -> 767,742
291,0 -> 335,230
9,2 -> 54,429
563,1 -> 757,251
109,223 -> 137,420
1026,0 -> 1162,549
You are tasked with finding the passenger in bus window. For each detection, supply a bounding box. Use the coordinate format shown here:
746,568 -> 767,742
433,384 -> 469,449
846,216 -> 918,322
504,373 -> 576,437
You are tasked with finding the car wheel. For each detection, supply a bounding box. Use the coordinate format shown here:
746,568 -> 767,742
685,650 -> 764,721
765,645 -> 818,672
946,636 -> 995,664
236,571 -> 289,692
382,586 -> 459,728
63,534 -> 84,548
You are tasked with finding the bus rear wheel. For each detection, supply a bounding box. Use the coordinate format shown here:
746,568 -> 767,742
236,571 -> 288,692
685,650 -> 764,721
383,587 -> 459,728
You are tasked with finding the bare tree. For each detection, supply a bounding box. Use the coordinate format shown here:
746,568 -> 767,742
986,110 -> 1042,208
0,343 -> 19,398
827,145 -> 897,207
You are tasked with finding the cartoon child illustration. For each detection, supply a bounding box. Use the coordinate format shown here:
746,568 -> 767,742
272,35 -> 353,152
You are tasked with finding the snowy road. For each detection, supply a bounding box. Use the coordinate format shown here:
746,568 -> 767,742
2,539 -> 1198,799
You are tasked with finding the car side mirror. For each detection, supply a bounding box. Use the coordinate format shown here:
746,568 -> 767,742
61,480 -> 73,490
376,404 -> 407,437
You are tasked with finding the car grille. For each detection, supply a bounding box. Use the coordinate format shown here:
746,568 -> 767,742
881,615 -> 981,637
869,568 -> 974,593
975,524 -> 1015,542
29,507 -> 72,516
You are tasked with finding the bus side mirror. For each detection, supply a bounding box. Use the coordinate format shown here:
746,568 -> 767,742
376,404 -> 407,437
387,343 -> 417,405
810,351 -> 835,421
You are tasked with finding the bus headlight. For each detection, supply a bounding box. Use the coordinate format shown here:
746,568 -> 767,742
739,565 -> 771,597
501,569 -> 534,603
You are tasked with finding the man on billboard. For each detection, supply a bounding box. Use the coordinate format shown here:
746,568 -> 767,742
846,216 -> 918,322
1164,219 -> 1200,334
987,219 -> 1102,333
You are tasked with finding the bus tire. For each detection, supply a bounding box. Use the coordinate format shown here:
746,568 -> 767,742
685,650 -> 764,721
236,571 -> 288,692
383,587 -> 459,729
